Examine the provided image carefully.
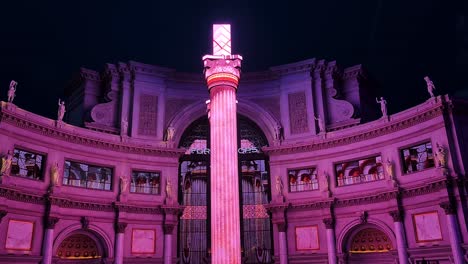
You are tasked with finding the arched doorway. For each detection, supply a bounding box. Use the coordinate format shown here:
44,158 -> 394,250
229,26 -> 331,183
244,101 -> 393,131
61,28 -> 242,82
55,232 -> 105,264
344,226 -> 396,264
177,115 -> 273,263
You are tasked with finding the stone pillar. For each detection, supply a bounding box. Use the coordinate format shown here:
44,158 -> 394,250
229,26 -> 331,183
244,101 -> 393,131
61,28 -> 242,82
323,218 -> 337,264
276,223 -> 288,264
42,217 -> 59,264
114,222 -> 127,264
440,202 -> 465,264
389,210 -> 408,264
163,224 -> 175,264
203,24 -> 243,264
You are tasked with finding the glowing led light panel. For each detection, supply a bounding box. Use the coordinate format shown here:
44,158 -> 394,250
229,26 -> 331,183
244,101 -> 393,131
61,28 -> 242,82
213,24 -> 231,55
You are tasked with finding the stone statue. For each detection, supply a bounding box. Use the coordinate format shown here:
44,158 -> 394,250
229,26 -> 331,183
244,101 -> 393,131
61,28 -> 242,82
121,117 -> 128,135
376,97 -> 388,117
57,99 -> 66,121
323,171 -> 332,197
384,158 -> 394,179
8,80 -> 17,103
435,143 -> 447,168
275,123 -> 283,141
50,162 -> 60,186
275,176 -> 283,196
166,177 -> 172,199
0,150 -> 13,175
167,126 -> 175,141
314,115 -> 325,133
120,176 -> 128,193
424,76 -> 436,98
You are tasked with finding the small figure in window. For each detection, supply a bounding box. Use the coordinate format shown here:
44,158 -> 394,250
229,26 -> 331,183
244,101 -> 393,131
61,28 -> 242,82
424,76 -> 436,98
7,80 -> 17,103
376,97 -> 388,117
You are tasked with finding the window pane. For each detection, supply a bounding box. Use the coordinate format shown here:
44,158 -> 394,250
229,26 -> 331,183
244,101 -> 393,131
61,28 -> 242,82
288,167 -> 318,192
10,149 -> 45,180
62,160 -> 113,191
401,142 -> 434,174
130,171 -> 161,194
335,156 -> 384,186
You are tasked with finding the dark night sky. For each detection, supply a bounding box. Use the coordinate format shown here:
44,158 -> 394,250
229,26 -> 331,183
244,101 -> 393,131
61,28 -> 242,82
0,0 -> 456,119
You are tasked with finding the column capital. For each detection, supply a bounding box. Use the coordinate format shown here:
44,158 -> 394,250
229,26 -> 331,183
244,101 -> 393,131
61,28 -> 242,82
389,210 -> 404,222
0,210 -> 7,223
440,201 -> 457,215
45,217 -> 60,229
203,56 -> 242,90
276,222 -> 287,232
115,222 -> 128,233
323,218 -> 335,229
163,223 -> 176,235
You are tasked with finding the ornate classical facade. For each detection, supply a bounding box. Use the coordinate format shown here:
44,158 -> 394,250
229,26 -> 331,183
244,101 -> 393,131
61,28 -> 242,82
0,58 -> 467,264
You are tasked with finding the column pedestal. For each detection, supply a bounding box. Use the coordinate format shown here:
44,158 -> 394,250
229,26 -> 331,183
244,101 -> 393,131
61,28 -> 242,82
440,202 -> 465,264
389,210 -> 408,264
114,222 -> 127,264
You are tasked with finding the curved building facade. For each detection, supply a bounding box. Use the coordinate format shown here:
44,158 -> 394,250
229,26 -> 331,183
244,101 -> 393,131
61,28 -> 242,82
0,58 -> 467,264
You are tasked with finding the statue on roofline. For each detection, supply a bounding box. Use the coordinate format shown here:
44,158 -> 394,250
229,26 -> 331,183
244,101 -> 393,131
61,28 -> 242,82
376,97 -> 388,117
57,99 -> 66,121
424,76 -> 436,98
167,126 -> 175,142
314,115 -> 325,133
8,80 -> 17,103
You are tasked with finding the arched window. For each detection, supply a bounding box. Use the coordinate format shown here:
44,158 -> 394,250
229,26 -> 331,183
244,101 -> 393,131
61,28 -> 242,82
56,233 -> 101,259
177,115 -> 273,264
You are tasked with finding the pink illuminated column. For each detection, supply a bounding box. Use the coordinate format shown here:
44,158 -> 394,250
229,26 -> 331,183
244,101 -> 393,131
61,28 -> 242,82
440,202 -> 465,264
203,24 -> 243,264
389,210 -> 408,264
42,217 -> 59,264
114,222 -> 127,264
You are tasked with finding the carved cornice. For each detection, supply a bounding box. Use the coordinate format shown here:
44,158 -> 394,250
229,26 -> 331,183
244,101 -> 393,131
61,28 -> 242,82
115,222 -> 127,233
115,204 -> 162,214
50,197 -> 114,212
334,191 -> 398,208
389,210 -> 404,222
440,201 -> 456,215
289,200 -> 334,210
263,102 -> 445,155
323,218 -> 335,229
45,216 -> 60,229
0,187 -> 45,205
0,108 -> 185,158
401,179 -> 449,198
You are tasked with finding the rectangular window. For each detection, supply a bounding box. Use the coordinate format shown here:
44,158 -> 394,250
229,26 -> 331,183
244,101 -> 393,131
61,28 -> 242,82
335,156 -> 384,186
63,161 -> 112,190
130,171 -> 161,195
401,142 -> 434,173
288,167 -> 318,192
10,148 -> 45,180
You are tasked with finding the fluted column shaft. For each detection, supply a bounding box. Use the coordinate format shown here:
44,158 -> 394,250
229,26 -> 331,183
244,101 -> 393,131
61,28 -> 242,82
440,202 -> 464,264
210,84 -> 241,264
323,219 -> 337,264
42,217 -> 59,264
390,211 -> 408,264
114,222 -> 127,264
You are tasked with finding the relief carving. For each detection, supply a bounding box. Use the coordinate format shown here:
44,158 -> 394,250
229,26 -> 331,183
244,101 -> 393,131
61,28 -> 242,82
288,92 -> 309,134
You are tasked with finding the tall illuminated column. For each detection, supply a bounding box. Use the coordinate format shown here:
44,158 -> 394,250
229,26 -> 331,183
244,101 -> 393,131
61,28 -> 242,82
203,24 -> 243,264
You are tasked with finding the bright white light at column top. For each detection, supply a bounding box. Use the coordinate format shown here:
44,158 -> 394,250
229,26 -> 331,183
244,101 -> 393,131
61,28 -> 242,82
213,24 -> 231,56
